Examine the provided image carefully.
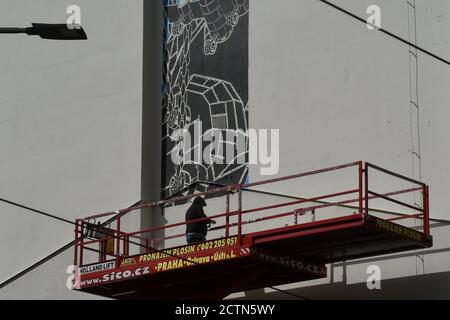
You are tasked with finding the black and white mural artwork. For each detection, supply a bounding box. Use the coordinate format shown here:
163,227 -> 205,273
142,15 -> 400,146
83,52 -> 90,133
161,0 -> 249,199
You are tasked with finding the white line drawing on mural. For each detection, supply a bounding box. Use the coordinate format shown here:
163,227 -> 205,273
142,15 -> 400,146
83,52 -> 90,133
162,0 -> 249,198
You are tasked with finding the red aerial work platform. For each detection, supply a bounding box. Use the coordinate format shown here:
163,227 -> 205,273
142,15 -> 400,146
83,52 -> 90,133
72,161 -> 432,300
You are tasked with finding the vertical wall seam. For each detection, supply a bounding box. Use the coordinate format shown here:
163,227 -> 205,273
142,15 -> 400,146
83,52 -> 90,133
407,0 -> 425,274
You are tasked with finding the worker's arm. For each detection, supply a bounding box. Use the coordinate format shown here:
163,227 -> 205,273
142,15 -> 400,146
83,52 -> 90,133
199,208 -> 216,225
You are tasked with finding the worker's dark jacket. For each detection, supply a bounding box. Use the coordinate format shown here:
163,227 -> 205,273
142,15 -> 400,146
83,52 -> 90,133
185,199 -> 211,236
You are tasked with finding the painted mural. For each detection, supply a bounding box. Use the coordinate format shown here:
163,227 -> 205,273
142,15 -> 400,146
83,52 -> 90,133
161,0 -> 249,199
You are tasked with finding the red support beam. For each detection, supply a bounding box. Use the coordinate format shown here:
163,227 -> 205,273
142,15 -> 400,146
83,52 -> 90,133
365,162 -> 369,218
358,161 -> 363,215
226,192 -> 230,237
80,221 -> 84,266
424,185 -> 430,235
74,219 -> 79,266
116,215 -> 121,266
238,186 -> 242,245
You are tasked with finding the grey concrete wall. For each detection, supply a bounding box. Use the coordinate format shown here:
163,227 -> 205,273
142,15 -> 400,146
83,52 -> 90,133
141,0 -> 166,247
241,0 -> 450,299
0,0 -> 144,298
156,0 -> 450,300
248,0 -> 450,220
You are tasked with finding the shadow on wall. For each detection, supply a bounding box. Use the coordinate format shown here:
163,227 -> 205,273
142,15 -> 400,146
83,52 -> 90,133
141,0 -> 167,243
237,221 -> 450,300
240,270 -> 450,300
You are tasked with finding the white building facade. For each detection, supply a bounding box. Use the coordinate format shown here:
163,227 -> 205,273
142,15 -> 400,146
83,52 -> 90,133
1,0 -> 449,299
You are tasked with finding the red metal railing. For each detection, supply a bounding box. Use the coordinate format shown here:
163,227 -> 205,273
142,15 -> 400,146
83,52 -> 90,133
364,162 -> 429,234
74,161 -> 430,267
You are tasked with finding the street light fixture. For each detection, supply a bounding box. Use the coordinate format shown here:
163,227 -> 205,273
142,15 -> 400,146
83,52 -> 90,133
0,23 -> 87,40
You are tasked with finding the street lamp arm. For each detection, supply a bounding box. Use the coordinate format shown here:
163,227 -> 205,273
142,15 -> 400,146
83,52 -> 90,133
0,27 -> 28,34
0,23 -> 87,40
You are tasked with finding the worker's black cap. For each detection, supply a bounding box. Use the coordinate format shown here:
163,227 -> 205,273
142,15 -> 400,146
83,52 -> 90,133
192,196 -> 207,207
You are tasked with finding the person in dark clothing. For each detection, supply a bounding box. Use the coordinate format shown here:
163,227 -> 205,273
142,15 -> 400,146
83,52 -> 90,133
185,197 -> 216,244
